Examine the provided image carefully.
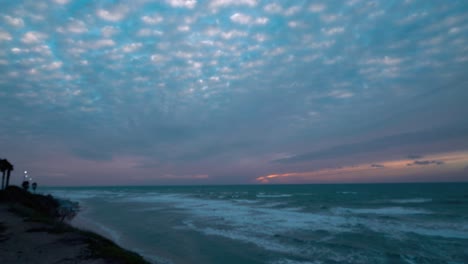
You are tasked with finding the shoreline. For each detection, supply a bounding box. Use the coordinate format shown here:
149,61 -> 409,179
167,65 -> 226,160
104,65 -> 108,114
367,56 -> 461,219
0,186 -> 151,264
69,202 -> 170,264
71,207 -> 123,245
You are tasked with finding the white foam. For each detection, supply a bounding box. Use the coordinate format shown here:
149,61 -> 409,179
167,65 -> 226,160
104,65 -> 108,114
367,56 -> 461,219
332,206 -> 432,215
257,194 -> 293,198
121,193 -> 361,258
261,202 -> 288,208
395,224 -> 468,239
132,193 -> 468,241
336,191 -> 357,195
71,210 -> 122,243
389,198 -> 432,204
353,216 -> 468,240
200,227 -> 301,254
271,259 -> 322,264
45,189 -> 119,201
232,199 -> 260,204
139,252 -> 173,264
57,189 -> 468,261
125,193 -> 354,234
45,190 -> 98,200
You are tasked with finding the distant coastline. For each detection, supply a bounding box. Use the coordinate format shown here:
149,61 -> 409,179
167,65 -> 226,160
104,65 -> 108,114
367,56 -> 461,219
0,186 -> 150,264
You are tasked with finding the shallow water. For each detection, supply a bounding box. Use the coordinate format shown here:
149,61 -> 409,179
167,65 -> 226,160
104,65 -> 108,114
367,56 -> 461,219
44,183 -> 468,264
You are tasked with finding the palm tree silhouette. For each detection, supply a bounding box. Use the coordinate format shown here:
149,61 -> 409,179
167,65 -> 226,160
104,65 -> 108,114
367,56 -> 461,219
5,159 -> 14,188
0,159 -> 6,190
2,159 -> 14,189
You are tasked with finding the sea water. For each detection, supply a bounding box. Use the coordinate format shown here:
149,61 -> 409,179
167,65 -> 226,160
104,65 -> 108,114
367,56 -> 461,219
43,183 -> 468,264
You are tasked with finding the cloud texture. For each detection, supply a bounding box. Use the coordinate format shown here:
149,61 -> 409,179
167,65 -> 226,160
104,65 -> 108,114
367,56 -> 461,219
0,0 -> 467,185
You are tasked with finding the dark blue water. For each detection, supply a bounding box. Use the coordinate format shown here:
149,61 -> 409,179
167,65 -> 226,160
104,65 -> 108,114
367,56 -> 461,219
44,183 -> 468,264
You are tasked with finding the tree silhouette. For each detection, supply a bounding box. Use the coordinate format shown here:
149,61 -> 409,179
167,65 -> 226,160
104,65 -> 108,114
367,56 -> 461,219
3,159 -> 14,188
0,159 -> 6,190
0,159 -> 9,190
22,180 -> 30,191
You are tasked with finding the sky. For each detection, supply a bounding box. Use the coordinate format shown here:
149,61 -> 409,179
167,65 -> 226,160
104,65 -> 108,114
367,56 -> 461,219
0,0 -> 467,186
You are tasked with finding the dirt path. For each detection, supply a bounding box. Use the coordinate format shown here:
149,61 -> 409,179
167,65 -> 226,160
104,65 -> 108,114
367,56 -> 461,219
0,204 -> 105,264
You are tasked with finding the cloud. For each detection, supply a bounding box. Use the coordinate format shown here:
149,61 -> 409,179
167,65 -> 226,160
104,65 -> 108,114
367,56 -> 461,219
57,19 -> 88,34
230,13 -> 250,24
264,3 -> 282,13
230,13 -> 268,25
407,160 -> 445,166
122,42 -> 142,53
259,151 -> 468,183
309,4 -> 326,13
276,124 -> 468,163
253,33 -> 268,42
262,4 -> 302,16
21,31 -> 47,44
177,25 -> 190,32
101,26 -> 120,37
255,17 -> 269,25
288,21 -> 301,28
166,0 -> 197,9
43,61 -> 63,71
363,56 -> 403,66
141,15 -> 164,25
407,154 -> 423,159
150,54 -> 167,63
137,28 -> 163,37
3,15 -> 24,27
53,0 -> 71,4
397,11 -> 428,25
159,173 -> 209,180
328,90 -> 353,98
321,27 -> 345,35
256,164 -> 381,184
97,9 -> 126,22
93,39 -> 116,48
321,14 -> 339,23
0,30 -> 12,41
284,6 -> 301,16
210,0 -> 257,9
1,0 -> 468,185
220,30 -> 248,39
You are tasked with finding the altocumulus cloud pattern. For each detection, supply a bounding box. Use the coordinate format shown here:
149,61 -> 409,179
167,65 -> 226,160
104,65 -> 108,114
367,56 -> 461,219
0,0 -> 468,184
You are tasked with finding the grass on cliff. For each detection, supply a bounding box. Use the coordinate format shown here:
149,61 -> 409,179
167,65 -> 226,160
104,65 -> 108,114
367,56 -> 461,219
0,186 -> 150,264
79,229 -> 149,264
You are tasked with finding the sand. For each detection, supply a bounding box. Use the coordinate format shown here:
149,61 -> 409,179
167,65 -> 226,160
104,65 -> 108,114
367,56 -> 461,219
0,204 -> 106,264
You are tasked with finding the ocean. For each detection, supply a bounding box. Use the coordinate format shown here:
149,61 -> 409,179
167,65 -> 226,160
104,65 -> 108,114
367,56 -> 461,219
43,183 -> 468,264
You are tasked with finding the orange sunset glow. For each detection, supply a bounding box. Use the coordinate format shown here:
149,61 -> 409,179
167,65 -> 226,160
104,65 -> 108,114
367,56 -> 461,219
257,151 -> 468,183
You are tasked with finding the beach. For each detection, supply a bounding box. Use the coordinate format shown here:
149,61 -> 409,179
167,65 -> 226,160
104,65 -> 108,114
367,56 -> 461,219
0,186 -> 150,264
0,204 -> 106,264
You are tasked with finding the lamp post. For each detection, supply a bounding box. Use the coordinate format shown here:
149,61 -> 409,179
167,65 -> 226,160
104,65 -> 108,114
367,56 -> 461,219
22,170 -> 30,191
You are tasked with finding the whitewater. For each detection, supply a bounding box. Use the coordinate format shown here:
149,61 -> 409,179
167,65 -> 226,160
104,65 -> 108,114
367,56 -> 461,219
44,183 -> 468,264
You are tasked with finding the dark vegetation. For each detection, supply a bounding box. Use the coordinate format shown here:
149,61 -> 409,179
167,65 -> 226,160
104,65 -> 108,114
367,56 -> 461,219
0,158 -> 14,190
81,229 -> 151,264
0,186 -> 150,264
0,222 -> 7,243
1,186 -> 62,218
